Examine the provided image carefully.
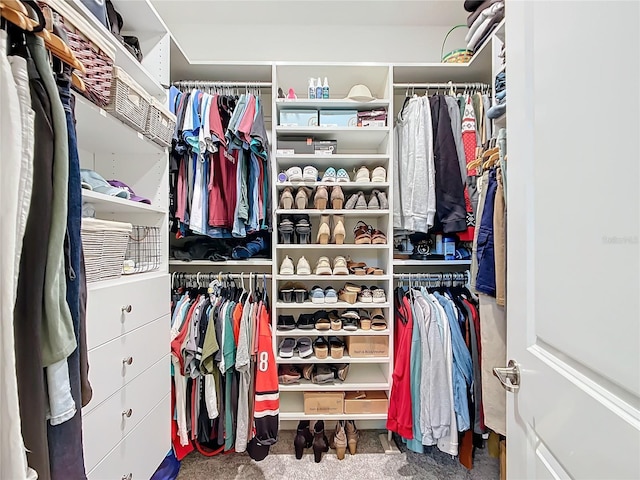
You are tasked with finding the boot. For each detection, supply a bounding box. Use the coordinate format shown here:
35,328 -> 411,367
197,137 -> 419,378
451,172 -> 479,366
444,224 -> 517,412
345,420 -> 359,455
294,420 -> 313,459
312,420 -> 330,463
333,421 -> 347,460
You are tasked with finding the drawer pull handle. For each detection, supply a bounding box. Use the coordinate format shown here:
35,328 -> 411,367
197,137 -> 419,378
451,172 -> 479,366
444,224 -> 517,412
122,409 -> 133,418
121,305 -> 132,313
122,356 -> 134,366
122,474 -> 132,480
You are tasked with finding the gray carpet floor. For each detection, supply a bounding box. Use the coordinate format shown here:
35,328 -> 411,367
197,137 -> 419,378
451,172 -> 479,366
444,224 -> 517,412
177,430 -> 500,480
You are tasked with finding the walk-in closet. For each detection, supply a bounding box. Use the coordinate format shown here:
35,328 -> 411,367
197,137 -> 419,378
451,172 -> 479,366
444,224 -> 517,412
1,1 -> 638,480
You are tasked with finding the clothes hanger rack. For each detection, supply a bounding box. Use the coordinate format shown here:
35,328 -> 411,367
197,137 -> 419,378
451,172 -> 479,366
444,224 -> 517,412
394,82 -> 490,94
171,80 -> 272,93
172,271 -> 272,288
392,271 -> 470,288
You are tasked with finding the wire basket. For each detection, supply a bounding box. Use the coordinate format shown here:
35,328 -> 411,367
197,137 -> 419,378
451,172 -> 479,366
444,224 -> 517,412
145,97 -> 176,147
105,67 -> 151,133
81,218 -> 132,283
123,226 -> 161,275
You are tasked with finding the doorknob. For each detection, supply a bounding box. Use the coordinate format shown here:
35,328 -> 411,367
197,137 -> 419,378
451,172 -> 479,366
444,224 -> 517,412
493,359 -> 521,392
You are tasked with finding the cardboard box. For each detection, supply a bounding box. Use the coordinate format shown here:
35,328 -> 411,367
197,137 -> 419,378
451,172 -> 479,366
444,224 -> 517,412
279,109 -> 318,127
314,139 -> 337,155
277,136 -> 314,155
304,392 -> 344,415
346,336 -> 389,358
344,391 -> 389,414
357,109 -> 388,127
319,110 -> 358,127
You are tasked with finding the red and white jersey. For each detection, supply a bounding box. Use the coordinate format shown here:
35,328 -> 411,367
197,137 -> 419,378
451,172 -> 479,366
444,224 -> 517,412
253,303 -> 279,445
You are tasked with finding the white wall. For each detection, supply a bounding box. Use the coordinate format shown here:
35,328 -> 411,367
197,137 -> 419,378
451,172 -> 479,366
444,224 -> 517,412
170,24 -> 468,64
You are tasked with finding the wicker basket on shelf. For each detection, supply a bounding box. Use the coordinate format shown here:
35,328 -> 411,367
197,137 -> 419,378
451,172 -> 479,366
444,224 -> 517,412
105,66 -> 151,132
81,218 -> 132,283
39,0 -> 116,107
145,97 -> 176,147
441,24 -> 474,64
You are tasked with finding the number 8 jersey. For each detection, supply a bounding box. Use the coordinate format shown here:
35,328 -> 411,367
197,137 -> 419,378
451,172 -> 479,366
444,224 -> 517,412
253,303 -> 279,446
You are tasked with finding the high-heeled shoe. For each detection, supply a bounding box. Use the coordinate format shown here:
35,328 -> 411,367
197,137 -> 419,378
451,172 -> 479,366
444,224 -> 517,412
331,185 -> 344,209
312,420 -> 330,463
333,421 -> 347,460
279,187 -> 294,209
295,215 -> 311,244
317,215 -> 330,245
294,420 -> 313,460
295,187 -> 311,210
314,186 -> 329,210
345,420 -> 359,455
332,215 -> 346,245
279,215 -> 294,244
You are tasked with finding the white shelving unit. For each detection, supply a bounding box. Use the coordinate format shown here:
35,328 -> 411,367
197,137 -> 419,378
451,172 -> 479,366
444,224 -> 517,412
272,63 -> 394,426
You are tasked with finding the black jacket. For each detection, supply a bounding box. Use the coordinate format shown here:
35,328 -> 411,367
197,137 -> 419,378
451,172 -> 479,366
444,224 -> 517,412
429,95 -> 468,234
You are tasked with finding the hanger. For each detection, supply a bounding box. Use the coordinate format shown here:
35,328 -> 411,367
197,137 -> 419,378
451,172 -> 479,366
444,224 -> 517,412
483,151 -> 500,169
0,1 -> 31,30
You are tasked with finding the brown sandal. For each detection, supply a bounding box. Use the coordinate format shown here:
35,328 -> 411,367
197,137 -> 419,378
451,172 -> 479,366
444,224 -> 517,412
365,267 -> 384,275
371,228 -> 387,244
370,308 -> 387,331
347,257 -> 367,275
353,221 -> 371,244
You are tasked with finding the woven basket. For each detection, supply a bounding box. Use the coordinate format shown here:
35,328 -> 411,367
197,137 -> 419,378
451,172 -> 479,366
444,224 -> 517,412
105,66 -> 151,133
39,0 -> 115,107
81,218 -> 132,283
145,97 -> 176,147
441,24 -> 473,64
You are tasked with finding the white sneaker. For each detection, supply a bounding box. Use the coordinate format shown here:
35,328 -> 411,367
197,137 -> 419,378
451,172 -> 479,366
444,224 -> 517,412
286,166 -> 303,182
355,166 -> 370,183
280,255 -> 294,275
303,165 -> 318,182
315,256 -> 333,275
297,256 -> 311,275
371,166 -> 386,182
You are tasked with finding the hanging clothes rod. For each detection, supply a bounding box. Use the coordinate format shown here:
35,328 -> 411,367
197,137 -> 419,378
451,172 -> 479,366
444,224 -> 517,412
393,82 -> 490,90
393,271 -> 470,285
172,81 -> 273,88
172,272 -> 272,280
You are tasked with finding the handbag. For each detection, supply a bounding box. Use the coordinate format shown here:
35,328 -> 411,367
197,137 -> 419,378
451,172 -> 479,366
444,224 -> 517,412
105,0 -> 144,62
78,0 -> 108,28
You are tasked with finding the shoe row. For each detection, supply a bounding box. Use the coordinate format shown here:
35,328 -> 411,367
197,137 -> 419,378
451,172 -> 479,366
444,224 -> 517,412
279,335 -> 346,359
279,186 -> 388,210
279,256 -> 386,276
292,420 -> 359,462
280,165 -> 386,183
278,363 -> 350,385
279,216 -> 387,245
279,282 -> 387,304
277,307 -> 386,331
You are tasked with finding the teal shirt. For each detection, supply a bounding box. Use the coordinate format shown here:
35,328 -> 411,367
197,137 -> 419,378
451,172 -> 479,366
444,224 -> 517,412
406,299 -> 424,453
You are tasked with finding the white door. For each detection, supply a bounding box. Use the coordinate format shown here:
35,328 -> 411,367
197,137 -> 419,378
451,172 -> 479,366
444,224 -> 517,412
506,1 -> 640,479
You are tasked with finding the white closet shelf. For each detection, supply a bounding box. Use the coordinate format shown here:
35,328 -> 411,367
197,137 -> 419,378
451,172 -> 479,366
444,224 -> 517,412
275,328 -> 389,337
276,182 -> 389,189
109,0 -> 168,35
279,395 -> 387,421
393,259 -> 472,266
276,275 -> 390,281
83,190 -> 165,214
278,364 -> 389,391
277,354 -> 388,364
75,96 -> 167,156
276,154 -> 389,170
87,271 -> 168,292
275,99 -> 390,110
169,259 -> 272,266
276,127 -> 389,150
275,301 -> 391,309
276,209 -> 389,217
275,244 -> 389,250
62,0 -> 166,99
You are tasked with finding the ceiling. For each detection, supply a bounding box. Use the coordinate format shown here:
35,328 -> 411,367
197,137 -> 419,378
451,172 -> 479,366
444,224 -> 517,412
151,0 -> 469,68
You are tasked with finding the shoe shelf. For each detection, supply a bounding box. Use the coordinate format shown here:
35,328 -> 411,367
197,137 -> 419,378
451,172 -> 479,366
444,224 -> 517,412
276,181 -> 390,189
275,328 -> 390,337
169,259 -> 273,267
278,364 -> 389,392
276,274 -> 390,281
276,154 -> 389,170
272,64 -> 394,430
393,259 -> 472,266
277,354 -> 388,364
279,393 -> 388,421
275,301 -> 391,310
275,244 -> 389,250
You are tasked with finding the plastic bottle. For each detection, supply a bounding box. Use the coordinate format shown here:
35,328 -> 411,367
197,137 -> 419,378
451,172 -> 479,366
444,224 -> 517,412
435,234 -> 443,255
443,236 -> 456,260
316,77 -> 323,99
322,77 -> 330,99
308,78 -> 315,99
